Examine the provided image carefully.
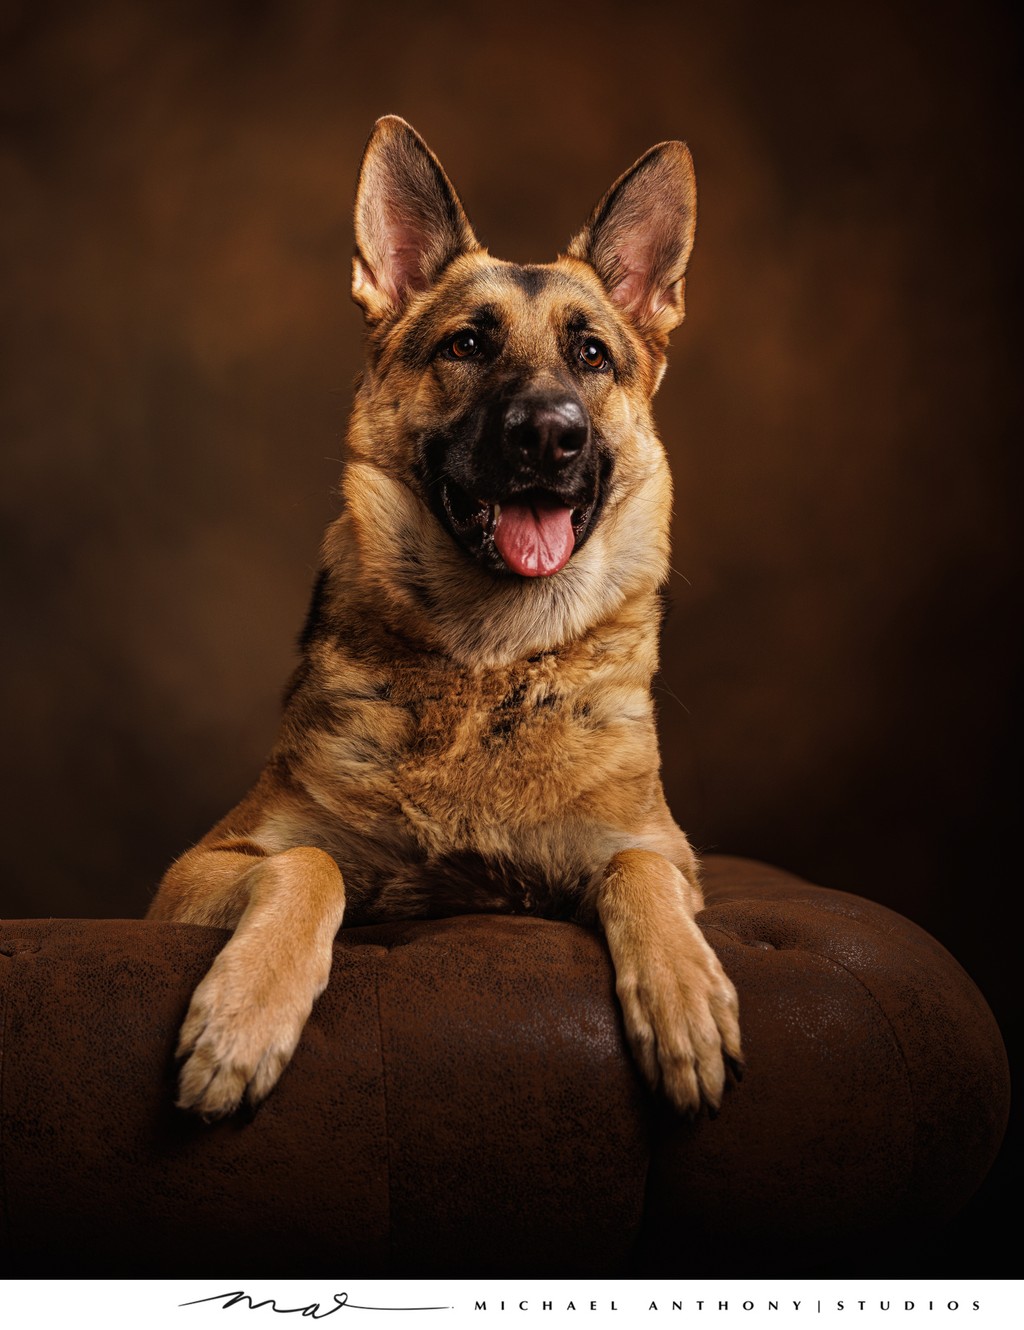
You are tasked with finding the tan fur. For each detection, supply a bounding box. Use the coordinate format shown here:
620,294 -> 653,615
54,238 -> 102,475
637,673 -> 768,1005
149,116 -> 742,1121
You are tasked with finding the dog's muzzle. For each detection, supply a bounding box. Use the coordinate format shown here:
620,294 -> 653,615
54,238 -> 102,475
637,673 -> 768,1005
432,388 -> 605,579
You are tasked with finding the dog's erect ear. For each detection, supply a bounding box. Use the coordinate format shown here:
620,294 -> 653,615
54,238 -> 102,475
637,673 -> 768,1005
567,142 -> 696,342
352,116 -> 479,323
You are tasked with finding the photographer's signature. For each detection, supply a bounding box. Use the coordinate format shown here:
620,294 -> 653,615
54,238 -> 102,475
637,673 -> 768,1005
181,1291 -> 451,1317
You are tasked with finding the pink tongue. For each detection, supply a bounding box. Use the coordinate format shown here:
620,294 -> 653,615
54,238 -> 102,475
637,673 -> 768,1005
494,498 -> 575,577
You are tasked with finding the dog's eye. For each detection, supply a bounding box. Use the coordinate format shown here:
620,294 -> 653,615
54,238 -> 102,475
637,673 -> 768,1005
445,331 -> 482,360
579,340 -> 610,371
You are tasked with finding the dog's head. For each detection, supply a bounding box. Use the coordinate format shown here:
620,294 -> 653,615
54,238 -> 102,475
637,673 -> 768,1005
340,116 -> 696,662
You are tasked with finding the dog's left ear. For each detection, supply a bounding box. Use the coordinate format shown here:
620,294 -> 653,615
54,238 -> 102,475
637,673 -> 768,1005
568,141 -> 696,343
352,116 -> 480,323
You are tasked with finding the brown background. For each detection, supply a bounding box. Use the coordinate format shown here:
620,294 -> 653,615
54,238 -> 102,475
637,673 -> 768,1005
1,0 -> 1019,1271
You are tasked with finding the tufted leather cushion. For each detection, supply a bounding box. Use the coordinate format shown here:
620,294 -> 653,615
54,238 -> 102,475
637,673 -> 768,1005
0,857 -> 1008,1276
643,858 -> 1011,1274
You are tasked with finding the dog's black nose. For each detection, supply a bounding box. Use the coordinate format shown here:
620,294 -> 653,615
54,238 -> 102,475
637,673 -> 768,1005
502,394 -> 590,470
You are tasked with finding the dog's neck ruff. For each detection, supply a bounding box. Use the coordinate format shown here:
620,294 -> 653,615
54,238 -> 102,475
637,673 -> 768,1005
336,460 -> 669,669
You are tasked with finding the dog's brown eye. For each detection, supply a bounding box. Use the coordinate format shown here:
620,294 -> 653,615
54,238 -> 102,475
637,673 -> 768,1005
447,331 -> 481,360
579,340 -> 609,371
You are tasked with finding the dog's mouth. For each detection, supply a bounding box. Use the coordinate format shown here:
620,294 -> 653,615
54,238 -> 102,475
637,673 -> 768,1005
439,478 -> 599,578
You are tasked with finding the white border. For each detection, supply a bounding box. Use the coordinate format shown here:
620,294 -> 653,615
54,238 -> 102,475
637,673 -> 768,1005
1,1280 -> 1021,1330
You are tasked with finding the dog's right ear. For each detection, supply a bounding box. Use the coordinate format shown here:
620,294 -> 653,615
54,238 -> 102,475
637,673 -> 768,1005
352,116 -> 479,324
567,141 -> 697,345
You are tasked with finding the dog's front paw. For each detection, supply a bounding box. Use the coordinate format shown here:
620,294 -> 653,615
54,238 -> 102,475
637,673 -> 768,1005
175,940 -> 325,1121
614,918 -> 742,1115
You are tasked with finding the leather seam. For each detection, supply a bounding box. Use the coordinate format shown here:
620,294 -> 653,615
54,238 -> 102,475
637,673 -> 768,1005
805,947 -> 917,1202
700,922 -> 744,946
371,963 -> 394,1271
0,948 -> 12,1261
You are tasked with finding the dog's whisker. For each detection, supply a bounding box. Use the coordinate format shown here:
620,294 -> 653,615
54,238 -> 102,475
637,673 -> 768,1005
653,681 -> 692,716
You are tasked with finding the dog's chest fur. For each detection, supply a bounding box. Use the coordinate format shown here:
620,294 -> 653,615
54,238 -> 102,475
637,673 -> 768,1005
260,609 -> 662,921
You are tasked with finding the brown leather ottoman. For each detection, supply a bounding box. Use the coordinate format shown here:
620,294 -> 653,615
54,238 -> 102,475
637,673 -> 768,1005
0,856 -> 1008,1277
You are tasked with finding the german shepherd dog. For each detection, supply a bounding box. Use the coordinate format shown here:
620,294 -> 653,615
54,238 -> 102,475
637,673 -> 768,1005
149,116 -> 742,1121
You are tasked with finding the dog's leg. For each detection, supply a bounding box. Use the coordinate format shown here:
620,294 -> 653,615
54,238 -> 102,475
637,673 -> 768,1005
151,846 -> 345,1120
594,848 -> 742,1114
